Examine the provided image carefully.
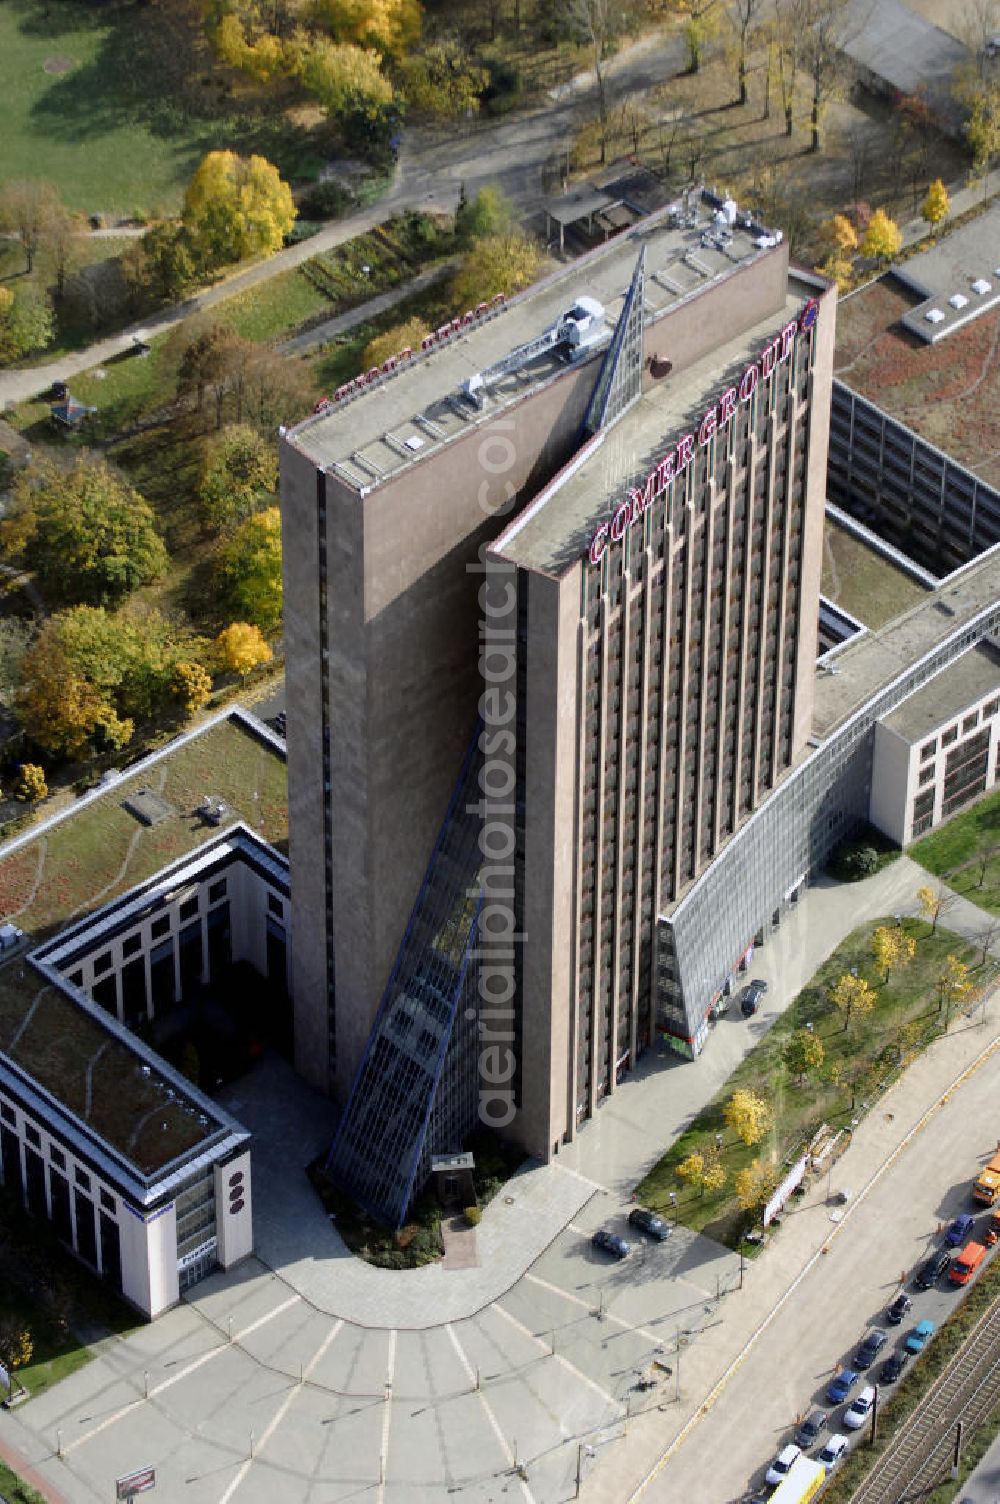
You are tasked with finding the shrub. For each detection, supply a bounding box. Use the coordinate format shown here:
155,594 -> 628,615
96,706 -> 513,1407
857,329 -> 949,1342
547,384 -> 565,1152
13,764 -> 47,803
464,1205 -> 482,1226
297,179 -> 355,220
829,839 -> 880,881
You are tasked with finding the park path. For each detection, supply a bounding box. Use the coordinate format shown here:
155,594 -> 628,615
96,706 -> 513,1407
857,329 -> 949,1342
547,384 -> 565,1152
275,256 -> 458,356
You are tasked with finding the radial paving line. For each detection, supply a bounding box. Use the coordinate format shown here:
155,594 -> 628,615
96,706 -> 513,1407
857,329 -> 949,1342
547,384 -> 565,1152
60,1294 -> 301,1456
216,1316 -> 343,1504
490,1301 -> 621,1407
523,1272 -> 667,1349
375,1328 -> 396,1504
624,1026 -> 1000,1502
446,1322 -> 538,1504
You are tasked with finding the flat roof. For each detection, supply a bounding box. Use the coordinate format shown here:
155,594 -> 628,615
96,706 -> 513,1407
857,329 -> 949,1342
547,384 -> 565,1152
491,280 -> 813,576
0,711 -> 288,1184
833,275 -> 1000,490
881,640 -> 1000,743
286,195 -> 788,492
893,202 -> 1000,342
820,516 -> 929,630
843,0 -> 968,126
811,545 -> 1000,738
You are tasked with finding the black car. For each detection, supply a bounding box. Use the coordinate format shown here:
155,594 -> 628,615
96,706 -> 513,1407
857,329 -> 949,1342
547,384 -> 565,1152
914,1250 -> 952,1289
628,1206 -> 671,1241
886,1291 -> 912,1324
793,1409 -> 828,1448
740,979 -> 768,1017
880,1350 -> 908,1384
592,1227 -> 630,1259
856,1327 -> 888,1368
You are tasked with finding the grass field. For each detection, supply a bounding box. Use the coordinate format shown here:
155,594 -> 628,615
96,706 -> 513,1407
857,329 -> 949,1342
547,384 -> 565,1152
910,788 -> 1000,917
635,918 -> 983,1247
0,0 -> 321,215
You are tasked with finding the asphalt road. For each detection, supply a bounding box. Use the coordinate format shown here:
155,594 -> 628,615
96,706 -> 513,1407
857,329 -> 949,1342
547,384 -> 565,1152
631,1041 -> 1000,1503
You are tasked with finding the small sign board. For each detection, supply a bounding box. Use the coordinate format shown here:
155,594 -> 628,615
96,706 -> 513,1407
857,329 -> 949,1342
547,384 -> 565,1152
116,1465 -> 155,1499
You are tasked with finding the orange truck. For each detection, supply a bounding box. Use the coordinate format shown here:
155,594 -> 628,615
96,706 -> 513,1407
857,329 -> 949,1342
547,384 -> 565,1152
972,1151 -> 1000,1205
950,1240 -> 987,1285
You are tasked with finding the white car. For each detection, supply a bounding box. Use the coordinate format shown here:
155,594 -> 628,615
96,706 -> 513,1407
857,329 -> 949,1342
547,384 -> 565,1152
765,1444 -> 802,1486
843,1385 -> 876,1430
818,1433 -> 849,1471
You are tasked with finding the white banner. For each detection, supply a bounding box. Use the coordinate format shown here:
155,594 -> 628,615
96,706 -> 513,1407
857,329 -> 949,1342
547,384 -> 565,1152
763,1154 -> 808,1226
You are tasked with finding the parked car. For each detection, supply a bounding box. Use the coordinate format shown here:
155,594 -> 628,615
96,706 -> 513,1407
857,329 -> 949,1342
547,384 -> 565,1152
826,1368 -> 860,1404
945,1214 -> 975,1247
905,1319 -> 935,1354
818,1433 -> 849,1471
740,979 -> 768,1017
886,1291 -> 912,1325
793,1410 -> 828,1448
592,1227 -> 630,1258
914,1250 -> 951,1289
765,1444 -> 802,1487
880,1350 -> 908,1383
628,1207 -> 671,1240
856,1328 -> 888,1368
843,1386 -> 876,1430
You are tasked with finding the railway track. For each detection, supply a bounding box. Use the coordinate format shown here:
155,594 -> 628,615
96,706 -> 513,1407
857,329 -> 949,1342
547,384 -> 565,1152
849,1294 -> 1000,1504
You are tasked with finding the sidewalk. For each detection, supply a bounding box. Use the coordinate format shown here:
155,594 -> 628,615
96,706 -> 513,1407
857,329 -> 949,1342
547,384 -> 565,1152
275,257 -> 457,357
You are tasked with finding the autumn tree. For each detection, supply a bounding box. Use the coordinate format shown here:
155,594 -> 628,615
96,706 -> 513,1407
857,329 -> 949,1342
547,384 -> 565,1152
917,883 -> 955,935
788,0 -> 857,153
676,1150 -> 706,1194
295,35 -> 394,117
783,1027 -> 825,1085
121,223 -> 198,306
1,456 -> 167,608
921,178 -> 949,227
183,152 -> 296,267
175,323 -> 258,429
362,316 -> 431,369
0,179 -> 64,275
724,1088 -> 772,1146
171,660 -> 213,716
313,0 -> 422,58
870,924 -> 916,984
734,1158 -> 777,1213
936,953 -> 972,1025
861,208 -> 902,262
728,0 -> 764,105
17,617 -> 132,758
14,764 -> 47,802
559,0 -> 631,159
965,80 -> 1000,182
673,0 -> 721,75
830,970 -> 876,1031
826,212 -> 858,254
451,233 -> 542,307
216,507 -> 283,635
215,621 -> 273,678
770,4 -> 798,136
702,1155 -> 727,1195
197,424 -> 277,533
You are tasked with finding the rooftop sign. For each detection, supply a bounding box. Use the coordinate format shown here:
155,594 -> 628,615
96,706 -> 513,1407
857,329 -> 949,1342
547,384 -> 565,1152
588,297 -> 819,565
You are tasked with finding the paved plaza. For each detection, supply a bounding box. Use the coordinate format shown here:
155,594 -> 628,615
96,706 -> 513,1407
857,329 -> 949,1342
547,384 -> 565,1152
1,857 -> 999,1503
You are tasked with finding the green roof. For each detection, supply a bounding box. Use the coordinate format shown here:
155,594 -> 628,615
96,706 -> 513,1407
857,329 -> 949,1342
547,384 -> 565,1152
0,713 -> 288,1179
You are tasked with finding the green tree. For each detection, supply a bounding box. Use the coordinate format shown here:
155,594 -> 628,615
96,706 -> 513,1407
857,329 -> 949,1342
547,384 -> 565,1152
963,79 -> 1000,178
197,424 -> 277,533
2,457 -> 167,608
451,233 -> 542,308
183,151 -> 296,267
13,763 -> 47,802
122,223 -> 198,306
783,1027 -> 825,1085
215,621 -> 273,678
861,208 -> 902,262
217,507 -> 283,634
921,178 -> 949,227
0,285 -> 54,364
295,35 -> 395,116
399,40 -> 489,120
455,186 -> 515,247
724,1088 -> 772,1146
17,621 -> 132,758
830,970 -> 876,1031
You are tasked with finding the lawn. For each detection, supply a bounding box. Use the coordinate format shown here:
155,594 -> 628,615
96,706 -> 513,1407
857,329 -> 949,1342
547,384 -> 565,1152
0,1459 -> 48,1504
910,787 -> 1000,917
635,918 -> 983,1248
0,0 -> 322,215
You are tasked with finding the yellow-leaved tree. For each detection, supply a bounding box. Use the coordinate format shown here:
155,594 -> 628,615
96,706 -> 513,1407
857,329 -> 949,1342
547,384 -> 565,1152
723,1088 -> 772,1147
183,152 -> 296,268
215,622 -> 273,679
676,1151 -> 705,1195
734,1158 -> 777,1214
870,924 -> 916,984
936,954 -> 971,1025
294,36 -> 394,118
861,208 -> 902,263
921,179 -> 949,227
362,317 -> 431,370
830,971 -> 876,1031
451,234 -> 542,308
313,0 -> 422,59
